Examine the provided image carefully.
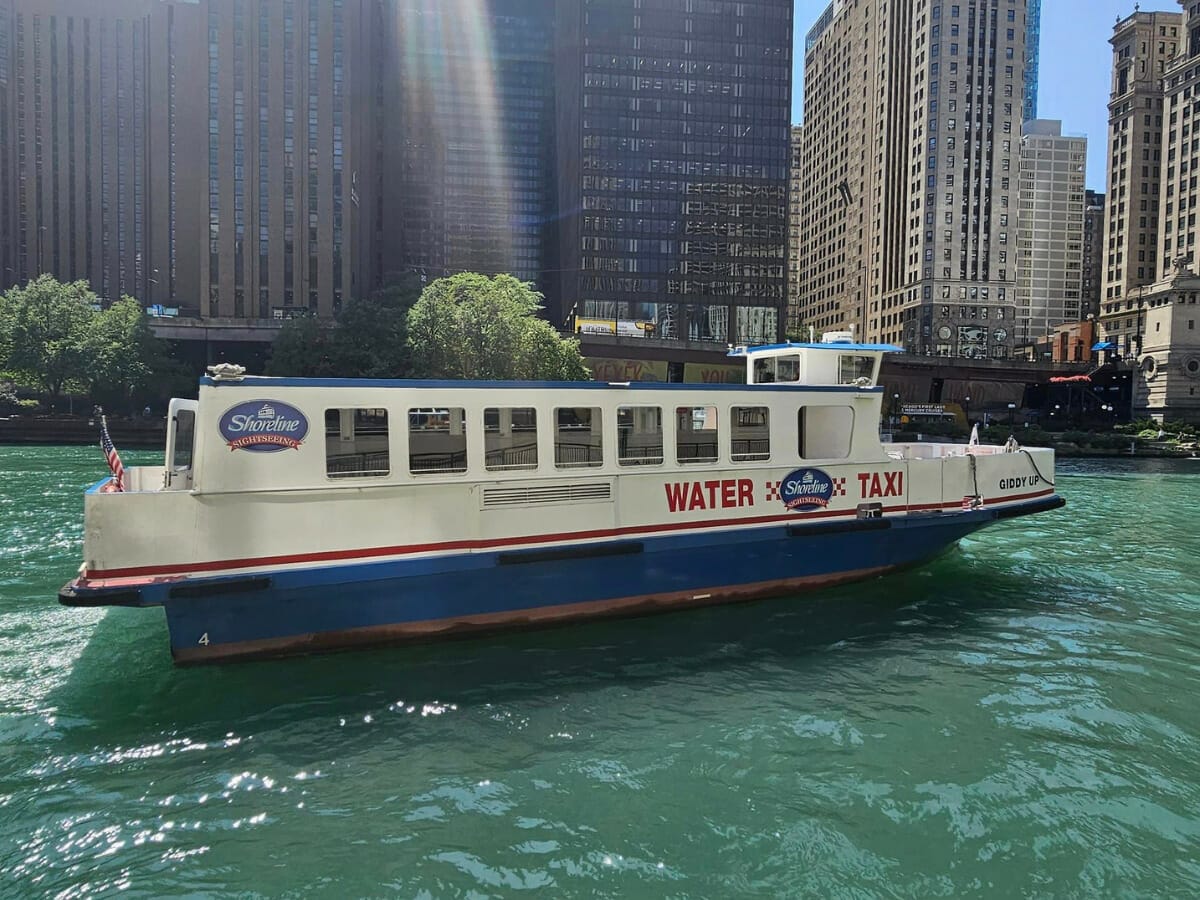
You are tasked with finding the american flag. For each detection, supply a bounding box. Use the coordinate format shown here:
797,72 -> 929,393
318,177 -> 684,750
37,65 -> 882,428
99,415 -> 125,492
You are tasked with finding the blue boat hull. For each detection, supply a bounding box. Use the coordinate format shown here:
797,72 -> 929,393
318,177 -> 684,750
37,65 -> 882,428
59,496 -> 1063,664
162,510 -> 1001,663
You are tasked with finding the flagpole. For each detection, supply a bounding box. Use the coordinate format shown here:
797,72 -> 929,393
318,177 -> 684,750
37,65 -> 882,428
98,409 -> 127,492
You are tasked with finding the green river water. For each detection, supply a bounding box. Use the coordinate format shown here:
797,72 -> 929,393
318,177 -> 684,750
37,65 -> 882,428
1,445 -> 1199,897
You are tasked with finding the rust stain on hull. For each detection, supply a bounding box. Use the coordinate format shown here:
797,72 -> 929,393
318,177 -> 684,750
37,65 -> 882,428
173,563 -> 903,665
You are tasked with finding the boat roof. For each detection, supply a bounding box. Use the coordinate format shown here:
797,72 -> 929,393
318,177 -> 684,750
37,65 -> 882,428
727,342 -> 903,356
198,375 -> 880,392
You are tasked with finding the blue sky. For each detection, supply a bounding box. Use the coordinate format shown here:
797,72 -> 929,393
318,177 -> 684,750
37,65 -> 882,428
790,1 -> 1173,192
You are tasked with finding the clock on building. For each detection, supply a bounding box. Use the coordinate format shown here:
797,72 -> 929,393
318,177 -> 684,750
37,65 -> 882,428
937,325 -> 952,339
993,327 -> 1008,342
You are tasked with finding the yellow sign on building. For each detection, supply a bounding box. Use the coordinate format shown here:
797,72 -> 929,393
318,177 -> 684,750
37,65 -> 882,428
586,358 -> 669,383
576,318 -> 657,338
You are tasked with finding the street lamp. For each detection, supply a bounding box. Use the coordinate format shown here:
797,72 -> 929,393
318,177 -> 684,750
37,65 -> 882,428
893,393 -> 900,428
964,395 -> 971,427
1007,402 -> 1017,432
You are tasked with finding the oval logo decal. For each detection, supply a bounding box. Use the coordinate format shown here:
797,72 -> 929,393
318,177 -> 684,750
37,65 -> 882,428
219,400 -> 309,452
780,467 -> 834,510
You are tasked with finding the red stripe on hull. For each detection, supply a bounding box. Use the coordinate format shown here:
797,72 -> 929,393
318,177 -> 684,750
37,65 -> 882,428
171,563 -> 901,664
88,489 -> 1056,583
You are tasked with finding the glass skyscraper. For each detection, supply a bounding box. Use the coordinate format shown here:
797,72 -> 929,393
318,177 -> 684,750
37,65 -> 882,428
384,0 -> 555,285
552,0 -> 793,345
1023,0 -> 1041,122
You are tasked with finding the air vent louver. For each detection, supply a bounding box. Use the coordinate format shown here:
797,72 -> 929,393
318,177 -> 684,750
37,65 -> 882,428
482,482 -> 611,508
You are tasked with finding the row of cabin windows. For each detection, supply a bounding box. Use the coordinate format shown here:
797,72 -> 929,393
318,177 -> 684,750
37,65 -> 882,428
322,406 -> 856,479
752,353 -> 876,385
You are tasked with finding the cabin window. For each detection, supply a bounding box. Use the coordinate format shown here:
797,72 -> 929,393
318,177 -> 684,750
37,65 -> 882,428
408,408 -> 467,474
798,406 -> 854,460
676,406 -> 718,464
617,406 -> 663,466
753,354 -> 800,383
776,355 -> 801,382
172,409 -> 195,470
731,406 -> 770,461
325,408 -> 390,478
839,355 -> 875,384
556,407 -> 603,468
484,407 -> 538,471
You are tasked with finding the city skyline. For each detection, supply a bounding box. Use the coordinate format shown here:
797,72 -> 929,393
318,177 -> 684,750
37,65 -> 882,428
0,0 -> 793,349
790,0 -> 1160,194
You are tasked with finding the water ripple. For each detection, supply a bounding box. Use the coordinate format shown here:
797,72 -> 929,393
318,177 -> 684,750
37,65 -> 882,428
2,449 -> 1200,895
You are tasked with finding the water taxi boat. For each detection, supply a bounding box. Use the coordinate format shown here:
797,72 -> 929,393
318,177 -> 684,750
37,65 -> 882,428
59,336 -> 1064,664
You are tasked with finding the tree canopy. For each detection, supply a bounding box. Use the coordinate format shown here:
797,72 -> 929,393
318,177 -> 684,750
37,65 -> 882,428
266,273 -> 423,378
267,272 -> 589,381
0,275 -> 175,407
1,276 -> 100,399
407,273 -> 589,380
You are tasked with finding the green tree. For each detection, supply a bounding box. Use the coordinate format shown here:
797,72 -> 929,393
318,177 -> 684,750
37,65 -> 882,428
265,315 -> 339,377
0,276 -> 97,400
89,296 -> 176,410
328,273 -> 422,377
0,290 -> 14,371
407,273 -> 589,380
265,274 -> 423,378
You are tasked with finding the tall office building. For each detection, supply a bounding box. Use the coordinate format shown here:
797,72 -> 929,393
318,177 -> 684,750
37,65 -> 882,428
1023,0 -> 1041,121
787,123 -> 802,331
1102,10 -> 1180,311
1016,119 -> 1086,342
792,0 -> 876,339
382,0 -> 555,287
0,0 -> 204,305
201,0 -> 373,320
553,0 -> 793,345
1082,189 -> 1105,319
0,0 -> 374,322
798,0 -> 1029,359
0,1 -> 11,285
1098,4 -> 1200,421
1159,4 -> 1200,274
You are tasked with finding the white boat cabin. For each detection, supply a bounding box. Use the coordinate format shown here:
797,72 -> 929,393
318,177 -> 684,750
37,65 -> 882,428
141,338 -> 903,496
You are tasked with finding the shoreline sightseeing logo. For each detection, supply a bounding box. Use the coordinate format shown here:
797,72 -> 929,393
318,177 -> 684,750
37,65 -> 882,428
218,400 -> 309,452
780,467 -> 834,510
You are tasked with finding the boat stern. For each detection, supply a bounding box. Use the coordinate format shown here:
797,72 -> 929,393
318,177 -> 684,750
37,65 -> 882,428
58,574 -> 152,608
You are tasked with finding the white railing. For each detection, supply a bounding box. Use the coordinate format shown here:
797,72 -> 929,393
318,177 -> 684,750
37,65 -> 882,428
888,442 -> 1009,460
